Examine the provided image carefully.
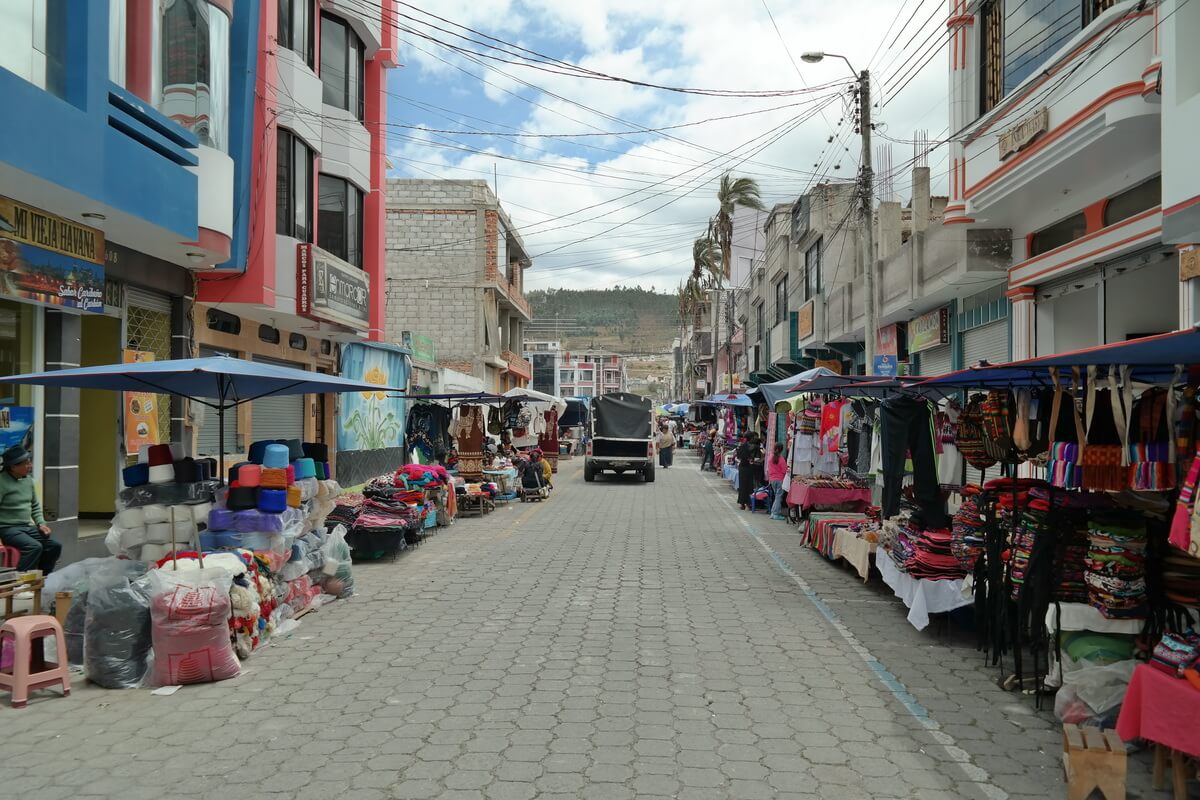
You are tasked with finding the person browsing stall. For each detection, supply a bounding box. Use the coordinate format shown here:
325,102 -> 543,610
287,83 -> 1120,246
0,446 -> 62,573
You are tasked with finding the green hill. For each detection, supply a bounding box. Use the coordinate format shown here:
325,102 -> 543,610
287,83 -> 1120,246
526,287 -> 679,355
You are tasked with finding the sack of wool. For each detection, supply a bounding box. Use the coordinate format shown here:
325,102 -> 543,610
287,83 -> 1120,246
147,567 -> 239,686
142,504 -> 170,524
120,525 -> 148,549
85,560 -> 152,689
115,507 -> 145,528
145,522 -> 171,544
320,524 -> 355,598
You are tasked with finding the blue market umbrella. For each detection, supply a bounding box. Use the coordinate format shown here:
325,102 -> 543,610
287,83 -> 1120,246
6,354 -> 406,479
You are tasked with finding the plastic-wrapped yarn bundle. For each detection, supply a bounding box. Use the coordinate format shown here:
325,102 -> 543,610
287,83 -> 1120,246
84,560 -> 152,689
147,567 -> 240,686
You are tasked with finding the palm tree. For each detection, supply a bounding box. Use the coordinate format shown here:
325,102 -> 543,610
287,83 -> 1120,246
711,172 -> 765,280
691,236 -> 722,288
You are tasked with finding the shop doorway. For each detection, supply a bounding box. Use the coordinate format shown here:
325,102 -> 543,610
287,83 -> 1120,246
79,313 -> 122,521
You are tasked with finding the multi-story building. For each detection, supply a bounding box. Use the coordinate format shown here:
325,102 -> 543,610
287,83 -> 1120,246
385,180 -> 534,392
190,0 -> 401,486
0,0 -> 243,556
524,340 -> 563,397
557,349 -> 626,398
946,0 -> 1197,361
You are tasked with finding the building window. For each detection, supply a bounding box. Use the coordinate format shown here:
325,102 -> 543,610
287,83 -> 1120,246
979,0 -> 1004,114
320,13 -> 363,119
276,129 -> 313,241
1085,0 -> 1117,25
1004,0 -> 1081,95
804,239 -> 822,301
0,0 -> 67,97
158,0 -> 230,150
774,276 -> 788,326
1104,176 -> 1161,227
277,0 -> 314,67
755,303 -> 764,345
109,0 -> 127,86
206,308 -> 241,334
317,175 -> 363,267
1029,212 -> 1086,256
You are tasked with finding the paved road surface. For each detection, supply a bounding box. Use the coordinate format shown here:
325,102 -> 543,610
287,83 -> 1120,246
0,454 -> 1153,798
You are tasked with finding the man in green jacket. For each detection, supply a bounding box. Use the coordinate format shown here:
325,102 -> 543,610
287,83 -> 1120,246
0,446 -> 61,573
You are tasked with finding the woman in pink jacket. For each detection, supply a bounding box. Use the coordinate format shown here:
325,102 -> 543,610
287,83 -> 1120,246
766,443 -> 789,520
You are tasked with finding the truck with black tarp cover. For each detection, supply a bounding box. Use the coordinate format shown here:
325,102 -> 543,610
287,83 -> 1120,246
585,392 -> 654,482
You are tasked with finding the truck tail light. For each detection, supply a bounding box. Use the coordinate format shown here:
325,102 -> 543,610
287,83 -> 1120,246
586,441 -> 592,456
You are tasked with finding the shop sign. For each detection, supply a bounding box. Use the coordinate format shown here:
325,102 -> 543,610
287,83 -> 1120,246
0,196 -> 105,312
873,355 -> 898,377
0,406 -> 34,451
296,244 -> 370,330
796,300 -> 814,339
123,349 -> 161,454
998,107 -> 1048,160
1180,246 -> 1200,281
876,323 -> 899,356
908,306 -> 949,353
407,332 -> 436,363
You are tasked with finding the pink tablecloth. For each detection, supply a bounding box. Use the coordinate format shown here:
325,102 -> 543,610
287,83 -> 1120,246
787,484 -> 872,511
1116,663 -> 1200,758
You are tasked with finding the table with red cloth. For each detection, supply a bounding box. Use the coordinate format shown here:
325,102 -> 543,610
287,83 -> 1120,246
1117,663 -> 1200,758
801,513 -> 869,559
787,482 -> 873,513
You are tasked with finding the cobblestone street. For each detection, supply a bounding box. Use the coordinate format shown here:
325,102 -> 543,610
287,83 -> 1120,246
0,452 -> 1154,799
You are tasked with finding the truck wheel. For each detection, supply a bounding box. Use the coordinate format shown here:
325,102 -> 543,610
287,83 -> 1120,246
584,463 -> 596,482
644,465 -> 655,483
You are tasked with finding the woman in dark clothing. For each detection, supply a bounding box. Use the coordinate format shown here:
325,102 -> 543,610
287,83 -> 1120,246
736,434 -> 762,510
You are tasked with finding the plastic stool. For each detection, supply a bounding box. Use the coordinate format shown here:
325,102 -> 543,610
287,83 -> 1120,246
0,545 -> 18,568
750,486 -> 774,514
0,615 -> 71,708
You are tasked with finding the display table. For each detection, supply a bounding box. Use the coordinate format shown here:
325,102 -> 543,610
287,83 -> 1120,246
832,530 -> 877,582
877,555 -> 971,631
1047,603 -> 1144,635
801,513 -> 868,557
722,464 -> 739,486
1117,664 -> 1200,799
457,493 -> 494,518
787,483 -> 872,513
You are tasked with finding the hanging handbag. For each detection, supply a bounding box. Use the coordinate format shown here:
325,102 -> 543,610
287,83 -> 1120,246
981,389 -> 1017,464
957,394 -> 996,472
1020,387 -> 1054,463
1046,368 -> 1086,489
1080,369 -> 1125,492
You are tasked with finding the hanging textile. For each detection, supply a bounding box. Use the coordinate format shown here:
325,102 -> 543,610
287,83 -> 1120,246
407,403 -> 452,462
539,408 -> 560,472
452,404 -> 487,478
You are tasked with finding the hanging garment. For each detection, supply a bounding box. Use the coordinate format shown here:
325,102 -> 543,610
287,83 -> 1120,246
1081,376 -> 1125,492
539,408 -> 560,473
1046,369 -> 1086,489
407,403 -> 453,462
935,403 -> 963,488
879,395 -> 946,528
957,394 -> 997,473
1128,384 -> 1176,491
454,405 -> 487,478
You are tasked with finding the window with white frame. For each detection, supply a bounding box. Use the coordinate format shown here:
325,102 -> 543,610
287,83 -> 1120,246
321,12 -> 363,119
278,0 -> 315,67
0,0 -> 67,97
317,174 -> 363,267
276,129 -> 313,241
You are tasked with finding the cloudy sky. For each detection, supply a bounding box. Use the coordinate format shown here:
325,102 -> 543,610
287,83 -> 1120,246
384,0 -> 950,294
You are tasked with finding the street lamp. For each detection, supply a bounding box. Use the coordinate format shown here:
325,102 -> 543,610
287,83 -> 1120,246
802,51 -> 877,375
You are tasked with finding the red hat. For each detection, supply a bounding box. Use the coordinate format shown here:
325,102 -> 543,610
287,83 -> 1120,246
147,444 -> 174,467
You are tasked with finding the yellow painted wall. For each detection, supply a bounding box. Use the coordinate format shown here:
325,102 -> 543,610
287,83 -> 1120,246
79,314 -> 121,515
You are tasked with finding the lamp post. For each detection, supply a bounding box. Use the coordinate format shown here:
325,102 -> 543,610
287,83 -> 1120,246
800,52 -> 876,375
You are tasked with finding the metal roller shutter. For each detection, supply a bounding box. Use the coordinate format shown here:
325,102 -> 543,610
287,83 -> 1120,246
126,288 -> 174,448
961,320 -> 1009,369
195,346 -> 240,457
250,357 -> 306,443
914,344 -> 952,377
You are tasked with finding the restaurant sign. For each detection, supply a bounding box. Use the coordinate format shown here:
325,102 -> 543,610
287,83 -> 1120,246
908,306 -> 949,353
297,243 -> 370,330
0,196 -> 105,312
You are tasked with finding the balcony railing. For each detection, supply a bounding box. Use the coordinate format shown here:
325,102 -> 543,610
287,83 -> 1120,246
503,350 -> 532,380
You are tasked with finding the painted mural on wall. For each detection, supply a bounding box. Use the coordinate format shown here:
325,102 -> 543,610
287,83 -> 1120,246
338,343 -> 409,451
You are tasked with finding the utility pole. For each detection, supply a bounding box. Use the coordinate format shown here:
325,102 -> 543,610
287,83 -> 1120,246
859,69 -> 877,376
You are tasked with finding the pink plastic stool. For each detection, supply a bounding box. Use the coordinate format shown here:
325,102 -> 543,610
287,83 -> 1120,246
0,545 -> 18,568
0,615 -> 71,708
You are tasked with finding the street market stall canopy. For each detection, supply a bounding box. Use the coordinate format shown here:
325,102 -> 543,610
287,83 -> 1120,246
917,327 -> 1200,388
502,387 -> 568,415
559,397 -> 590,428
5,354 -> 407,478
701,393 -> 754,407
755,367 -> 838,406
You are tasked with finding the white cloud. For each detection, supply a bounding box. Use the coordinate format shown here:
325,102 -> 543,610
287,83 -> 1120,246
389,0 -> 950,293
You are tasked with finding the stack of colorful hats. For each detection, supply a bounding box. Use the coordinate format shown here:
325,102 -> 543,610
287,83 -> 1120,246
122,443 -> 218,489
113,442 -> 219,562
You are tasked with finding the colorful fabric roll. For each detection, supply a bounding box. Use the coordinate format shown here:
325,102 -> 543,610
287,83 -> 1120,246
260,467 -> 288,489
238,463 -> 262,487
286,464 -> 296,485
208,508 -> 235,530
123,463 -> 150,488
303,442 -> 329,462
173,457 -> 199,483
234,510 -> 262,532
292,457 -> 316,480
262,443 -> 290,469
287,485 -> 302,508
226,486 -> 259,510
258,489 -> 287,514
248,440 -> 273,464
283,438 -> 304,461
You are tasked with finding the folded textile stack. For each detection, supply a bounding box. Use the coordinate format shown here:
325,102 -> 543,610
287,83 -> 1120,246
904,528 -> 963,580
949,492 -> 985,573
797,475 -> 871,490
1163,553 -> 1200,607
1085,514 -> 1148,619
1055,518 -> 1091,604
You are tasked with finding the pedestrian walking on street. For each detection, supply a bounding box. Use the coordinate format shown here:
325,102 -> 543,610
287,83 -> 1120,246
736,434 -> 762,510
657,423 -> 676,469
700,426 -> 716,471
766,443 -> 788,520
0,445 -> 61,573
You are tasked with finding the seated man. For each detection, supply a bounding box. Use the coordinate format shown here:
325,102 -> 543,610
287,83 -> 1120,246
0,446 -> 62,573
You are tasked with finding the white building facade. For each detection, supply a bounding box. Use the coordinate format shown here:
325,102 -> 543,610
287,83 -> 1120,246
947,0 -> 1197,360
